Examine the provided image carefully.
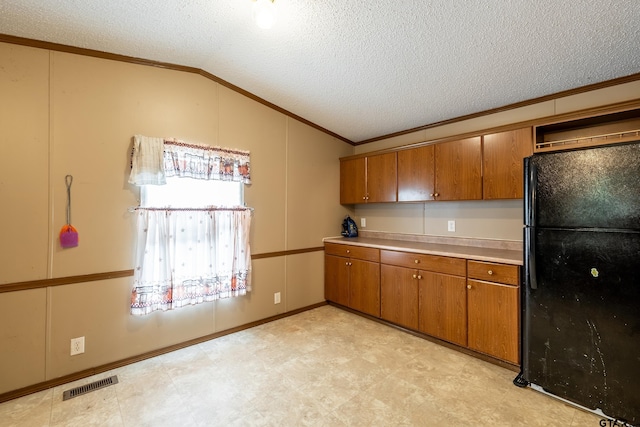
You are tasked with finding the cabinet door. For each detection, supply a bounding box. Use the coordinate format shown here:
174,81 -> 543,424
483,128 -> 533,200
380,264 -> 419,330
324,254 -> 350,306
467,279 -> 519,364
366,152 -> 397,202
418,271 -> 467,346
434,137 -> 482,200
340,157 -> 366,204
397,145 -> 435,202
349,259 -> 381,317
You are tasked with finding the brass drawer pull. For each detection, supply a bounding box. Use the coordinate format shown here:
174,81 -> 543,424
487,270 -> 493,275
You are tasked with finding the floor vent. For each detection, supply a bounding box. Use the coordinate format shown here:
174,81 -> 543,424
62,375 -> 119,401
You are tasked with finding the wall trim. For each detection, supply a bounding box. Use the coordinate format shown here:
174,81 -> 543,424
0,270 -> 135,294
342,98 -> 640,160
0,33 -> 351,145
355,74 -> 640,146
2,33 -> 640,147
0,301 -> 328,404
251,246 -> 325,260
0,247 -> 325,293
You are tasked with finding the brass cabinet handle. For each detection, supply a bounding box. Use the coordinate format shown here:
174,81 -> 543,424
362,196 -> 366,200
434,192 -> 439,197
413,274 -> 417,279
414,259 -> 419,264
430,193 -> 435,197
346,249 -> 350,254
467,284 -> 472,289
487,270 -> 493,275
417,275 -> 422,280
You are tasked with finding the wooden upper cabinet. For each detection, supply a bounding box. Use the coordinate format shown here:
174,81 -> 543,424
434,137 -> 482,200
340,127 -> 532,203
397,145 -> 435,202
367,152 -> 397,203
483,128 -> 533,199
340,157 -> 366,204
340,153 -> 397,204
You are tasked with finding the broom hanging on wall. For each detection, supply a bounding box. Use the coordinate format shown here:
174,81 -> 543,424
59,175 -> 79,248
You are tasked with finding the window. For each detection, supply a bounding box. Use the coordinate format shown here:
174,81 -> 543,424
141,176 -> 243,208
129,136 -> 252,316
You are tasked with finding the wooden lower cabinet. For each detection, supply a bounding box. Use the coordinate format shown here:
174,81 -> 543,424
418,271 -> 468,347
467,260 -> 520,364
324,254 -> 350,307
380,264 -> 419,330
326,243 -> 520,365
349,259 -> 381,317
467,279 -> 519,364
324,243 -> 380,317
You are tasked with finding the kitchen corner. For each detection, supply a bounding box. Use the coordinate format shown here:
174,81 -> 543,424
323,230 -> 523,366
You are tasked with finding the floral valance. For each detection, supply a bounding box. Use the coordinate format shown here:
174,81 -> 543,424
129,135 -> 251,185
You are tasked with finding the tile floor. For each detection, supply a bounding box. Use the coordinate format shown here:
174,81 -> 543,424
1,305 -> 605,426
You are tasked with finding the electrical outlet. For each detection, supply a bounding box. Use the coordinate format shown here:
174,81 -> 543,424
447,220 -> 456,232
70,336 -> 85,356
274,292 -> 281,304
360,217 -> 366,228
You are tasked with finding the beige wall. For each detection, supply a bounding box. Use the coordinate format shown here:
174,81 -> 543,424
353,81 -> 640,241
2,38 -> 638,397
0,42 -> 353,395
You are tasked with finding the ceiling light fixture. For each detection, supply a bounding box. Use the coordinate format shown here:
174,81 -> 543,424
253,0 -> 277,29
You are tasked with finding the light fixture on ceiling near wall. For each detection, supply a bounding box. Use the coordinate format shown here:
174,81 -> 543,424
253,0 -> 277,29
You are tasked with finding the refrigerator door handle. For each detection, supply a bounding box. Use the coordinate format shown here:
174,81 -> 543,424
524,159 -> 537,227
524,157 -> 537,290
525,227 -> 537,290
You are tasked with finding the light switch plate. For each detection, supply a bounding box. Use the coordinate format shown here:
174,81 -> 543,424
447,220 -> 456,232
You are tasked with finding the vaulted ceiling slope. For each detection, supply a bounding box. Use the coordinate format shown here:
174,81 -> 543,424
1,1 -> 639,143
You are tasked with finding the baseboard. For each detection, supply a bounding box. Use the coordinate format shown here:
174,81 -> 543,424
0,301 -> 328,404
327,302 -> 520,372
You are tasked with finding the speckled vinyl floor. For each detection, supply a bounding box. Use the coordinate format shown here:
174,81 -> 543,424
0,305 -> 604,426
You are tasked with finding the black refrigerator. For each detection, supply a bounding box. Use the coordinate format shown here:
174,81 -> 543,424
520,141 -> 640,425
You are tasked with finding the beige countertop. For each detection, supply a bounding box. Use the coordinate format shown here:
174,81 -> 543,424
323,232 -> 523,265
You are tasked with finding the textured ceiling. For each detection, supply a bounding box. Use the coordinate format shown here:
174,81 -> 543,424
1,0 -> 639,143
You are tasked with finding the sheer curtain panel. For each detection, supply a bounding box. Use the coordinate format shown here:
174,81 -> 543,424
129,136 -> 252,315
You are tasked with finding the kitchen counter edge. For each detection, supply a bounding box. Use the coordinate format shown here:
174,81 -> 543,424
323,236 -> 523,266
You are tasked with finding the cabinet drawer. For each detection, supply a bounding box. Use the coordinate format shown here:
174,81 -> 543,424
380,250 -> 465,276
467,261 -> 519,286
325,243 -> 380,262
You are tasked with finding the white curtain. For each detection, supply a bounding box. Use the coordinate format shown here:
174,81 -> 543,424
128,135 -> 252,316
129,136 -> 251,185
131,208 -> 252,316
